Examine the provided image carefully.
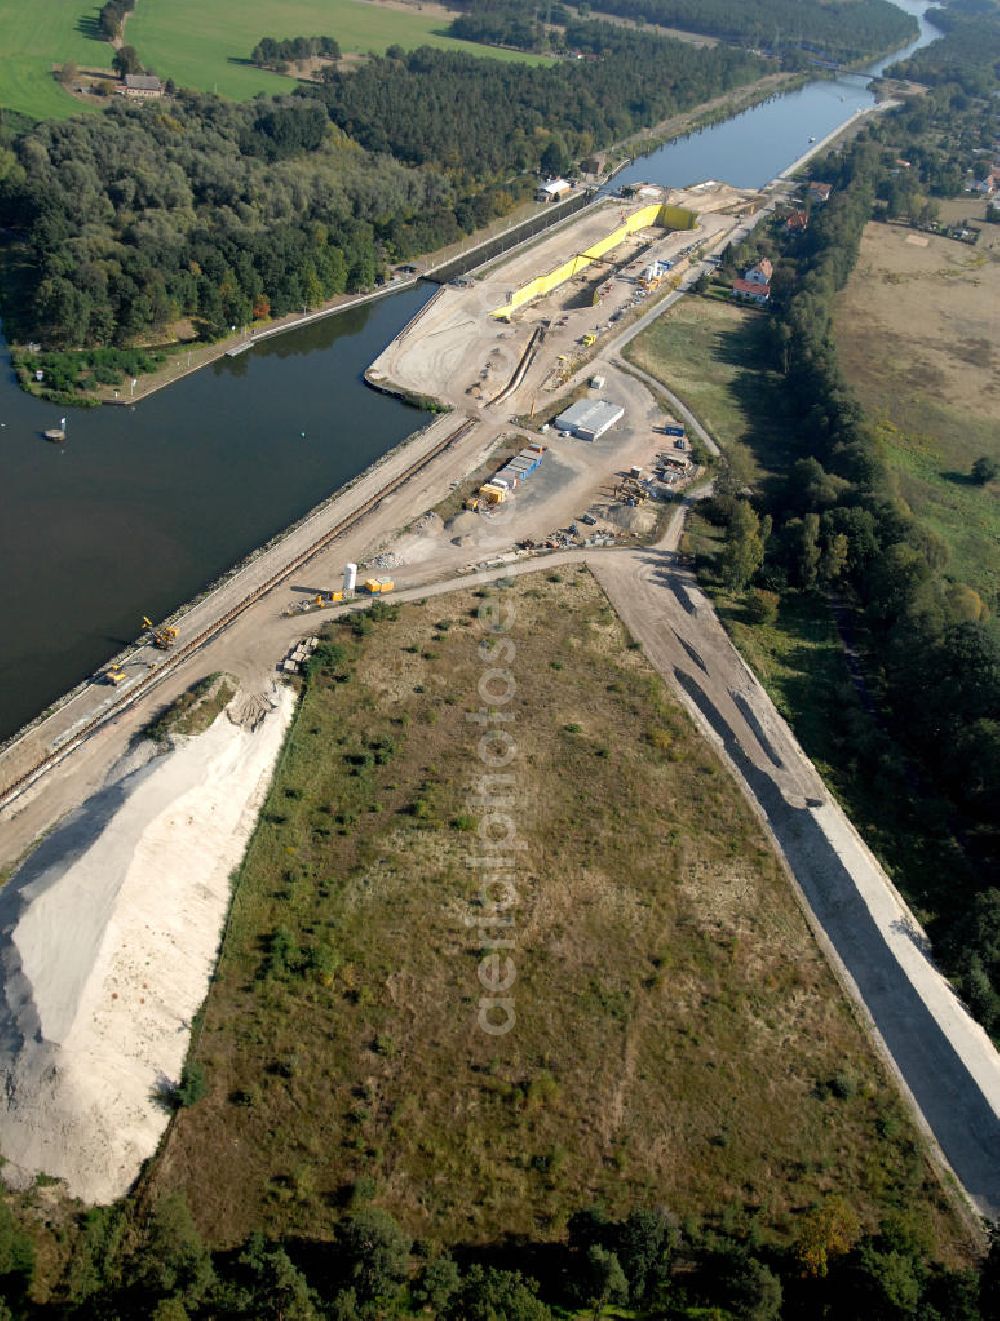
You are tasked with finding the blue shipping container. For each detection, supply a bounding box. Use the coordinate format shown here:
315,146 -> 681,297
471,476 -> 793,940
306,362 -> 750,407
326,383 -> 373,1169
663,425 -> 685,437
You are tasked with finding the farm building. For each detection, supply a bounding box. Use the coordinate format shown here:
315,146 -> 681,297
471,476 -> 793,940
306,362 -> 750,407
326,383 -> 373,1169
121,75 -> 163,98
555,398 -> 625,442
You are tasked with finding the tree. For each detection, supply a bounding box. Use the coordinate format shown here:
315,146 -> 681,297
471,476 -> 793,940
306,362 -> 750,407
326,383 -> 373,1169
175,1060 -> 208,1108
614,1207 -> 675,1303
793,1197 -> 860,1278
134,1195 -> 214,1306
819,531 -> 849,585
449,1265 -> 551,1320
416,1256 -> 461,1313
785,513 -> 821,590
336,1209 -> 410,1304
971,455 -> 999,485
584,1245 -> 628,1318
59,61 -> 79,87
540,136 -> 570,178
721,500 -> 765,592
113,45 -> 142,77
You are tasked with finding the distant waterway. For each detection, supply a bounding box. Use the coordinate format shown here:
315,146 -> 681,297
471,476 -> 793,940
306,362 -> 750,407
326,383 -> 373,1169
607,0 -> 940,193
0,0 -> 940,743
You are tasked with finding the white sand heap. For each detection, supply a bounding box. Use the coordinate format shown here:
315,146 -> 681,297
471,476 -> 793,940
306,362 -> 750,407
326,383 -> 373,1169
0,685 -> 294,1203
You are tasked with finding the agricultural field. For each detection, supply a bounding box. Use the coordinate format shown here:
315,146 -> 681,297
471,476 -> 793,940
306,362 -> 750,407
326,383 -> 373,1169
834,218 -> 1000,614
127,0 -> 548,101
0,0 -> 112,120
148,572 -> 968,1260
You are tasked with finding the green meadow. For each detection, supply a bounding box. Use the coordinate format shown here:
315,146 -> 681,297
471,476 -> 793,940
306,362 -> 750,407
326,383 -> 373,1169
127,0 -> 548,100
0,1 -> 111,120
0,0 -> 546,120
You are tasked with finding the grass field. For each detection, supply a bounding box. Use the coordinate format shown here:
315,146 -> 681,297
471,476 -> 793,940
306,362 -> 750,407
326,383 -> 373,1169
624,296 -> 785,489
0,0 -> 111,120
834,219 -> 1000,613
127,0 -> 547,100
147,573 -> 969,1261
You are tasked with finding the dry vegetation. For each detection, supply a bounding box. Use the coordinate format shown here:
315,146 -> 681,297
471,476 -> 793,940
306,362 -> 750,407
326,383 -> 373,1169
834,219 -> 1000,608
144,673 -> 236,742
148,572 -> 967,1257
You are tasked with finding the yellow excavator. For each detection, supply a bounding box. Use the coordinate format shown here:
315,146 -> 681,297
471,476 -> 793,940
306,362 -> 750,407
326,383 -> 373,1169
143,615 -> 179,649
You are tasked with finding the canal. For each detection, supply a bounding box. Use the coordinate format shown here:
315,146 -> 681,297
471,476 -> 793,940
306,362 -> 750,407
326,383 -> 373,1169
0,0 -> 939,742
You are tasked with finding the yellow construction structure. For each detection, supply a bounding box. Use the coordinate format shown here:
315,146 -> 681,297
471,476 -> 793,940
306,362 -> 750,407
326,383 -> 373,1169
491,201 -> 696,320
364,578 -> 395,594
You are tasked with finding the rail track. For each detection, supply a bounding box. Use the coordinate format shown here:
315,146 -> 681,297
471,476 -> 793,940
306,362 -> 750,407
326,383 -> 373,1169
0,416 -> 478,814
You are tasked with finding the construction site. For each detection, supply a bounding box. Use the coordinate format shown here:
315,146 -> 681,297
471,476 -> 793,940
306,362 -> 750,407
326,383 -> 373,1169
367,181 -> 759,413
1,165 -> 998,1227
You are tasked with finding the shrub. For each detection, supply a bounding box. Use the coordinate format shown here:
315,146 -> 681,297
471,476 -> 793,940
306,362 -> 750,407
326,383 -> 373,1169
747,588 -> 780,625
175,1061 -> 208,1108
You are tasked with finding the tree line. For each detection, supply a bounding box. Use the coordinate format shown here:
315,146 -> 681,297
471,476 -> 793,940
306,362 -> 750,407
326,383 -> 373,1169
448,0 -> 919,62
98,0 -> 136,44
0,1187 -> 995,1317
708,112 -> 1000,1040
0,31 -> 764,359
249,36 -> 342,74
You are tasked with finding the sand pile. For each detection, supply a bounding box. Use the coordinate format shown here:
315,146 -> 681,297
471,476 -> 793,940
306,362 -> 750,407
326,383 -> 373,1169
0,685 -> 294,1203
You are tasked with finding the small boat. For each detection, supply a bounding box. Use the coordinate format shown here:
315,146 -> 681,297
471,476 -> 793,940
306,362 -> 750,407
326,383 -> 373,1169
809,136 -> 817,143
44,416 -> 67,443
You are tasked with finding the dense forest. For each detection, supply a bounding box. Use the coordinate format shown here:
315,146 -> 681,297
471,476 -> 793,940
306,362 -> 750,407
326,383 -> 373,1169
0,30 -> 764,356
449,0 -> 919,62
315,29 -> 762,175
707,106 -> 1000,1040
888,1 -> 1000,93
0,1189 -> 994,1317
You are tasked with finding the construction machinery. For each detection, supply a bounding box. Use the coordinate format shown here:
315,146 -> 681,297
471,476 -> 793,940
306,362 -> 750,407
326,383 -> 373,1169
142,615 -> 179,649
103,667 -> 127,686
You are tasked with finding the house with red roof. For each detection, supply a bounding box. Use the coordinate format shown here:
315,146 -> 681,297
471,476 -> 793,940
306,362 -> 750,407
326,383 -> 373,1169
732,277 -> 771,306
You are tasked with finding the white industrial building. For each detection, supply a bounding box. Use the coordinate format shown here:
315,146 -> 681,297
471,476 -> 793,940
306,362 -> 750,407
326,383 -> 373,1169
536,178 -> 571,203
554,398 -> 625,442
